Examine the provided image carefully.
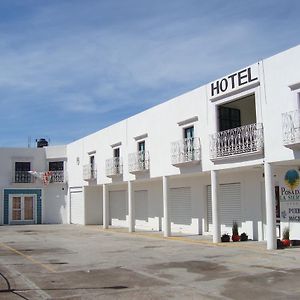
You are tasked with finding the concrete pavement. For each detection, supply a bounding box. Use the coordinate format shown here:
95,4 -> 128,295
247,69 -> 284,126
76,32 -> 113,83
0,224 -> 299,299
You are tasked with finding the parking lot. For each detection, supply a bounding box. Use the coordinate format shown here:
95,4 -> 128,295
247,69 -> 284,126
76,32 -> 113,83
0,225 -> 300,299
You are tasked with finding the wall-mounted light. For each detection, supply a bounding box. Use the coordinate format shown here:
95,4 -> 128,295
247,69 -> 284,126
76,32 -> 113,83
76,157 -> 80,165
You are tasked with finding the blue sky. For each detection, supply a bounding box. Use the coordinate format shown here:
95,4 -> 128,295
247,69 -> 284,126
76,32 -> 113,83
0,0 -> 299,147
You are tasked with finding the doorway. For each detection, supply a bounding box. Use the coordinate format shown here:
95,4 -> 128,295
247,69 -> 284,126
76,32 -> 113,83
10,195 -> 36,224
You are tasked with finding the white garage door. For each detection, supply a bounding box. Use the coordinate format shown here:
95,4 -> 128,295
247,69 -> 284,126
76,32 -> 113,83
207,183 -> 241,233
109,190 -> 128,227
135,190 -> 149,230
70,191 -> 84,225
170,187 -> 193,233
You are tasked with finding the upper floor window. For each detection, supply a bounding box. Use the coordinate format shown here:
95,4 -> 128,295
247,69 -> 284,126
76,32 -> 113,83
15,162 -> 31,183
138,140 -> 145,152
184,126 -> 194,139
90,155 -> 95,169
49,161 -> 64,182
113,147 -> 120,158
49,161 -> 63,171
218,106 -> 241,131
217,93 -> 256,132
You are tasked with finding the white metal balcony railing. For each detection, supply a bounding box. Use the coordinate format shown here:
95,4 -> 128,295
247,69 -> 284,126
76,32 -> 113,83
282,110 -> 300,147
171,137 -> 201,166
128,151 -> 150,173
49,170 -> 65,183
14,171 -> 35,183
210,123 -> 264,160
105,157 -> 123,177
83,164 -> 97,180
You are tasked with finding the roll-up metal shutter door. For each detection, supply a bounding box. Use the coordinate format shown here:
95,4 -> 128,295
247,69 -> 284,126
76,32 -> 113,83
170,187 -> 192,232
207,183 -> 241,232
135,190 -> 149,229
207,187 -> 213,232
70,191 -> 84,224
109,190 -> 128,227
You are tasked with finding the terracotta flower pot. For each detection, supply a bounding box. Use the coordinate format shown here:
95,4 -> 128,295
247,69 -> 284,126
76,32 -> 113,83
282,239 -> 290,247
232,235 -> 240,242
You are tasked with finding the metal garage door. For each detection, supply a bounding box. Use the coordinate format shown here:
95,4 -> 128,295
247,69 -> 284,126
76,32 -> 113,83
109,190 -> 128,227
207,183 -> 241,233
135,190 -> 148,230
70,191 -> 84,224
170,187 -> 192,233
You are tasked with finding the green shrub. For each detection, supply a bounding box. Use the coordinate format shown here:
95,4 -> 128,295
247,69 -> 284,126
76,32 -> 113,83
282,227 -> 289,240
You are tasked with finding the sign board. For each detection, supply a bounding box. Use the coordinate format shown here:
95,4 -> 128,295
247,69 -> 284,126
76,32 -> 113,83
280,169 -> 300,239
209,65 -> 259,100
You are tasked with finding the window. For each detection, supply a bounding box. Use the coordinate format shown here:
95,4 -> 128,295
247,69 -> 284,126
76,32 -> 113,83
90,155 -> 95,179
113,148 -> 120,173
113,148 -> 120,158
15,162 -> 31,183
49,161 -> 63,171
138,141 -> 145,152
183,126 -> 195,158
218,106 -> 241,131
137,141 -> 146,169
49,161 -> 64,182
184,126 -> 194,139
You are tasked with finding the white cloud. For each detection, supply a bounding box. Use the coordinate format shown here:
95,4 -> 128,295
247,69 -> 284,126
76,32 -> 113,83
0,0 -> 299,145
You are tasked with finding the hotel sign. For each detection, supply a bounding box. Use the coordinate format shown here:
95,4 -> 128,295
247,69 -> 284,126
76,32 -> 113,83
210,65 -> 259,100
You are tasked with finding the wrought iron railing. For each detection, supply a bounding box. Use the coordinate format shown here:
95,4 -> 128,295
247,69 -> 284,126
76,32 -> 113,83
50,170 -> 65,183
105,157 -> 123,177
83,164 -> 97,180
128,151 -> 150,173
210,123 -> 264,159
171,137 -> 201,165
282,110 -> 300,146
14,171 -> 35,183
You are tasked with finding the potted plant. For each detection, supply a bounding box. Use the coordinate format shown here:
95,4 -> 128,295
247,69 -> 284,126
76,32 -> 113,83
282,227 -> 290,247
232,221 -> 240,242
221,233 -> 230,242
240,232 -> 248,241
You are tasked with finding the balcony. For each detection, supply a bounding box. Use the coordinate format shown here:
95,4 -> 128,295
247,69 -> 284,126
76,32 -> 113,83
128,151 -> 150,174
50,170 -> 66,183
14,171 -> 35,183
210,123 -> 264,161
171,137 -> 201,167
105,157 -> 123,178
83,164 -> 97,181
282,110 -> 300,150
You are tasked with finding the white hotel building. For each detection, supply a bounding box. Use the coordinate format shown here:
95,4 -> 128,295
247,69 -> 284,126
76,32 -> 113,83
1,45 -> 300,250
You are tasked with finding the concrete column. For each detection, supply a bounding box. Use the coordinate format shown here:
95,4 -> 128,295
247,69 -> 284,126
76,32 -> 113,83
211,170 -> 221,243
128,180 -> 135,232
264,162 -> 277,250
103,184 -> 109,229
163,176 -> 171,237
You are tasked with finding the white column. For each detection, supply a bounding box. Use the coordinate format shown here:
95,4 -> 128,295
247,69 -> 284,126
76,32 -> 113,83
103,184 -> 109,229
211,170 -> 221,243
128,180 -> 135,232
264,162 -> 277,250
163,176 -> 171,237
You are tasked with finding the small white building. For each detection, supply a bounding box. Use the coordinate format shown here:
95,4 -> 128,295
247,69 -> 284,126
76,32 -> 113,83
1,45 -> 300,250
0,145 -> 68,225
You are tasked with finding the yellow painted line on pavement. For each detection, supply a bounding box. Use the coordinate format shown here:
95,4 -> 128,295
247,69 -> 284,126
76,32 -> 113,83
87,225 -> 268,252
0,242 -> 56,273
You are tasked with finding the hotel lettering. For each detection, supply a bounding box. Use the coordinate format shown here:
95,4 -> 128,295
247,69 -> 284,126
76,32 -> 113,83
210,67 -> 258,97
